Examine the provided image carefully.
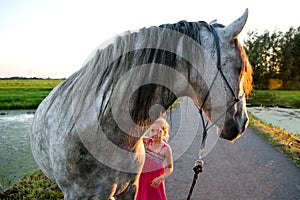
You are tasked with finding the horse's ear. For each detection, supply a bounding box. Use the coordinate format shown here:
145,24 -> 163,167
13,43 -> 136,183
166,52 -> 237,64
224,8 -> 248,38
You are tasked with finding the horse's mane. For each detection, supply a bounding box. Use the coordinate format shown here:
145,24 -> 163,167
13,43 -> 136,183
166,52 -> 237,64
95,21 -> 214,124
159,20 -> 211,44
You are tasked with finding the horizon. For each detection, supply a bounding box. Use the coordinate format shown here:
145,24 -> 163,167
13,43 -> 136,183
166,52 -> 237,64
0,76 -> 66,79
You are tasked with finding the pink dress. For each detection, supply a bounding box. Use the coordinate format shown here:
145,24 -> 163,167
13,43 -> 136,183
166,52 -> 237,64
136,140 -> 168,200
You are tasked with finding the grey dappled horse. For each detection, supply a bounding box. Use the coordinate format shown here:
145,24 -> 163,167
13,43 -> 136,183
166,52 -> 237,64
31,9 -> 252,199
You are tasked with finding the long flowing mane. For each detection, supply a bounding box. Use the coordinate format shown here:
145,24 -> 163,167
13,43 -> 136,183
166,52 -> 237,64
54,21 -> 211,121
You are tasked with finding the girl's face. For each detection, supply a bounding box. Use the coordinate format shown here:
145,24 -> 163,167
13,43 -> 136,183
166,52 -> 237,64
150,123 -> 164,141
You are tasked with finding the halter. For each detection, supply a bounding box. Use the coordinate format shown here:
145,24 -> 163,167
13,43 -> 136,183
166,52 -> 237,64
186,24 -> 245,200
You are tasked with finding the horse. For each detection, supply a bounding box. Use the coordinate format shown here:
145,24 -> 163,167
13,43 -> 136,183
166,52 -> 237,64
31,9 -> 252,199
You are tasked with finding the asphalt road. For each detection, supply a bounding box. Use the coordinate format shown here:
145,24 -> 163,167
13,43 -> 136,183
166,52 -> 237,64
164,98 -> 300,200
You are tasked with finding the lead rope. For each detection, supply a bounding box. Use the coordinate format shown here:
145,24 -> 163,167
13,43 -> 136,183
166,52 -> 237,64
186,108 -> 208,200
186,24 -> 222,200
186,99 -> 241,200
186,24 -> 245,200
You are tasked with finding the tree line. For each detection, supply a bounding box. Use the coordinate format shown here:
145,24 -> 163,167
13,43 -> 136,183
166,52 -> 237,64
243,26 -> 300,90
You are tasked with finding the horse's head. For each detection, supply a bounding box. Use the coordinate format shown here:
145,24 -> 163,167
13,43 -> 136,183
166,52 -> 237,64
202,9 -> 253,141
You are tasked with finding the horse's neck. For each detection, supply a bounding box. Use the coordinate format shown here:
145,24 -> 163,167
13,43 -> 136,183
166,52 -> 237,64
98,27 -> 216,140
128,62 -> 210,124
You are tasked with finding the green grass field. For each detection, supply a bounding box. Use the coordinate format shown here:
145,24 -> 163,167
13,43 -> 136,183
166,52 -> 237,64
0,79 -> 300,110
248,90 -> 300,108
0,79 -> 64,110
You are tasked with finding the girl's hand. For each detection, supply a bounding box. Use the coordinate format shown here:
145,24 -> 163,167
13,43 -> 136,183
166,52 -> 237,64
150,176 -> 163,188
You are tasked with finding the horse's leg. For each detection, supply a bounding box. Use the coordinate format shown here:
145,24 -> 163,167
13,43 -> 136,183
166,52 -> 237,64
108,183 -> 118,200
114,175 -> 139,200
114,183 -> 137,200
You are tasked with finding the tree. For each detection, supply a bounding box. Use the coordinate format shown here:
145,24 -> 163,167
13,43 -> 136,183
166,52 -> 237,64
279,27 -> 300,89
244,27 -> 300,90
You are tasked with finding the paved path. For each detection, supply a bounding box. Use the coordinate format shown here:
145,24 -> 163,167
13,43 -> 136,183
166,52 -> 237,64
164,98 -> 300,200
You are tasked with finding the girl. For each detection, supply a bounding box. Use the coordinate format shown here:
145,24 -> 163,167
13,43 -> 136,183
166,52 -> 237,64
136,118 -> 174,200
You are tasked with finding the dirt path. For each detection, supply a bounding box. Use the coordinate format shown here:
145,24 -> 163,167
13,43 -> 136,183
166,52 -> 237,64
164,98 -> 300,200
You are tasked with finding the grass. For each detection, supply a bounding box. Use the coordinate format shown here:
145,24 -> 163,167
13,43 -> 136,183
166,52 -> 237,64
0,79 -> 64,110
247,90 -> 300,108
0,170 -> 63,199
0,81 -> 299,110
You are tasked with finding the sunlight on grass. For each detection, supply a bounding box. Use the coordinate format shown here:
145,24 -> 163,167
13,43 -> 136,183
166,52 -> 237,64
248,112 -> 300,167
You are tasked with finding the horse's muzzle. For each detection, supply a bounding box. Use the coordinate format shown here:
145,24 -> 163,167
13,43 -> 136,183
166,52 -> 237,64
220,115 -> 249,141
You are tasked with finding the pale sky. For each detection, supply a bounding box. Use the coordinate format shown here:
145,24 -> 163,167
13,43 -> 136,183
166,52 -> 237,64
0,0 -> 298,78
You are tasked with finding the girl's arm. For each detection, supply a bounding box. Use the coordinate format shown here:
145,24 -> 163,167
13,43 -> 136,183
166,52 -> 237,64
151,146 -> 174,188
160,146 -> 174,179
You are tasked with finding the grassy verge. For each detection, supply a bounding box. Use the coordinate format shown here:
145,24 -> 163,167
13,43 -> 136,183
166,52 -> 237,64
248,112 -> 300,167
0,170 -> 63,199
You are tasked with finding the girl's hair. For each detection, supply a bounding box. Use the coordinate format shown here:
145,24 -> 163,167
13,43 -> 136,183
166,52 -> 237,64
154,118 -> 170,142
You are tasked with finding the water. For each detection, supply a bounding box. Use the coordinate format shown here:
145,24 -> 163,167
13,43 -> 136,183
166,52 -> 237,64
0,110 -> 38,192
248,107 -> 300,136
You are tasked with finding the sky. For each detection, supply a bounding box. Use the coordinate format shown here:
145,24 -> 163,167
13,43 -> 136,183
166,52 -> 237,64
0,0 -> 298,78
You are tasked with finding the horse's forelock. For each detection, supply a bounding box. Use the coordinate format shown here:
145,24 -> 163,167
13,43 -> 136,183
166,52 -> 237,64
236,39 -> 253,98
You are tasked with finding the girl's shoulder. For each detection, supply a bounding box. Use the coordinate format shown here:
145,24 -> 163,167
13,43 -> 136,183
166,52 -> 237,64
162,141 -> 171,151
161,142 -> 172,158
142,137 -> 151,144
